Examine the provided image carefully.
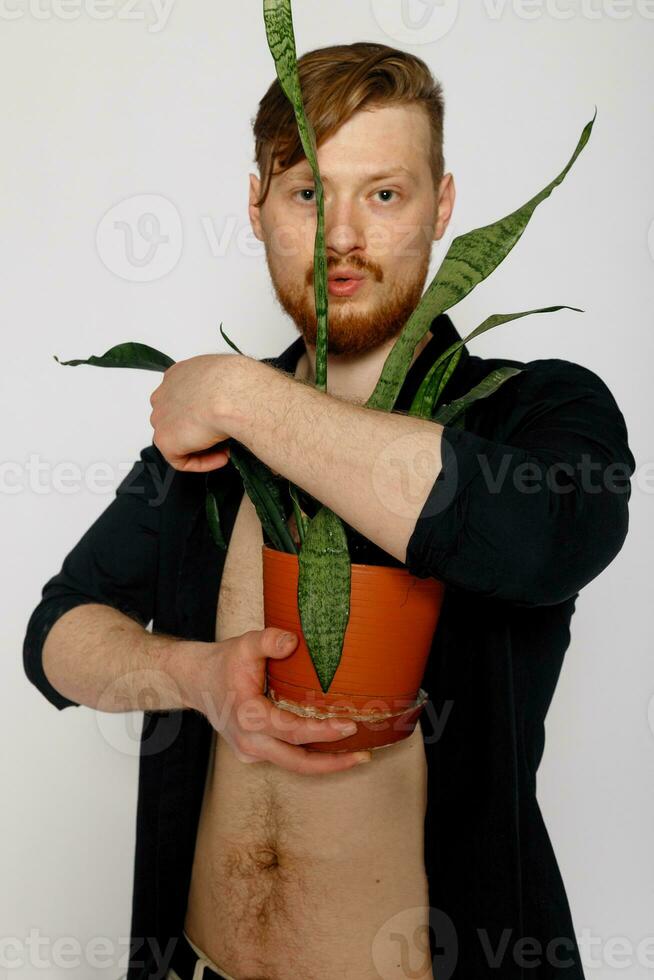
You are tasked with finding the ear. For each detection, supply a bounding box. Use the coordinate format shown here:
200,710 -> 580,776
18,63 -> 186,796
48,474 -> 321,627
249,173 -> 264,242
433,172 -> 456,243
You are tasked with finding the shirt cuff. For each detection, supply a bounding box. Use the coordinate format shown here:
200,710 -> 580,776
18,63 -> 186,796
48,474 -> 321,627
404,423 -> 501,580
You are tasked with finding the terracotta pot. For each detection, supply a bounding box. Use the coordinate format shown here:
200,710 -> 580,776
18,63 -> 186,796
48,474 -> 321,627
262,544 -> 445,753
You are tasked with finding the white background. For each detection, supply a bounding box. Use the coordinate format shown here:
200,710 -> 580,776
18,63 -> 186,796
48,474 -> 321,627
2,0 -> 653,977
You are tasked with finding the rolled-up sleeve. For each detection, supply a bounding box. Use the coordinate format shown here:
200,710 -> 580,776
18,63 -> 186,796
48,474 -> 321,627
404,358 -> 635,607
22,443 -> 168,710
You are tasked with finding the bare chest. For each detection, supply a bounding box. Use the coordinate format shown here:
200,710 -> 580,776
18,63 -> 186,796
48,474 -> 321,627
184,486 -> 432,979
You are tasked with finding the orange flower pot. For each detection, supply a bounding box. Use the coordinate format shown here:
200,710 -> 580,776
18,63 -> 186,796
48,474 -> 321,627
262,544 -> 445,753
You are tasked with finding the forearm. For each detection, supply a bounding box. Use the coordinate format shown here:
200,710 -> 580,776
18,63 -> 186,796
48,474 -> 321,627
231,363 -> 444,562
41,603 -> 206,713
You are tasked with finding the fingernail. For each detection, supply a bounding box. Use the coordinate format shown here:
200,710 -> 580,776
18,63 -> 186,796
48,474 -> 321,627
335,722 -> 357,735
355,753 -> 372,764
277,632 -> 295,650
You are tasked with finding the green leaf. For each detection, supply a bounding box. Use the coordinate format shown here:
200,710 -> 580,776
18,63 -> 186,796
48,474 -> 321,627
263,0 -> 329,391
219,322 -> 246,356
297,507 -> 351,693
264,0 -> 350,691
367,109 -> 596,413
432,346 -> 463,409
289,481 -> 308,545
408,347 -> 460,419
433,367 -> 524,426
229,441 -> 297,554
408,305 -> 582,418
53,342 -> 175,372
205,487 -> 227,550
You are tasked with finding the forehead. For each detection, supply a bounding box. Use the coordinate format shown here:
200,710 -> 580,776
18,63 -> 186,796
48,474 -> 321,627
277,103 -> 431,182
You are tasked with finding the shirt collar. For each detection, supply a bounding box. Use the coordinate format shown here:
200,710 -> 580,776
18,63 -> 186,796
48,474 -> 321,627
261,313 -> 469,408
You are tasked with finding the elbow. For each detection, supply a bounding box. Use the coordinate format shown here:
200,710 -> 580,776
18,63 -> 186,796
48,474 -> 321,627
23,603 -> 82,711
501,491 -> 631,608
405,469 -> 632,608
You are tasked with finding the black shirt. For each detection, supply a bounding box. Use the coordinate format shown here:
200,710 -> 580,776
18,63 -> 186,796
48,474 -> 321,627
23,313 -> 635,979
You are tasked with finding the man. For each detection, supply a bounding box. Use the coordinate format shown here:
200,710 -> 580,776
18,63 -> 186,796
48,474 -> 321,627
23,43 -> 634,980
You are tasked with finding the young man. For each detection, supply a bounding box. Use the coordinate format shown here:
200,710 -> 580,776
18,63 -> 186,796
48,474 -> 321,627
24,43 -> 634,980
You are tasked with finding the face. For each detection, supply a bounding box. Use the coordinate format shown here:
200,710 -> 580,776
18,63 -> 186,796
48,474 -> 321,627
248,102 -> 455,356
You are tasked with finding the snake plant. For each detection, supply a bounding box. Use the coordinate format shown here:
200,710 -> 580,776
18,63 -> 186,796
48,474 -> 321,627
55,0 -> 594,695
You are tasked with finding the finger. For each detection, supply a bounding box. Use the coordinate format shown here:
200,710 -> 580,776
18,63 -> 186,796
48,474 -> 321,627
181,451 -> 231,473
246,732 -> 372,775
244,627 -> 299,660
231,746 -> 261,764
240,695 -> 360,746
239,631 -> 359,744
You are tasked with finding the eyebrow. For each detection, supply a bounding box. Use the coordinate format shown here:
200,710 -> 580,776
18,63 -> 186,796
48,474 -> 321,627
280,164 -> 417,183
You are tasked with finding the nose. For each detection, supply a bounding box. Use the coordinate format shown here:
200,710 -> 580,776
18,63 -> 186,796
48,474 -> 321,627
323,195 -> 367,257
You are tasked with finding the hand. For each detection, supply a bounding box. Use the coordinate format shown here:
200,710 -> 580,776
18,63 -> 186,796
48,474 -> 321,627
187,627 -> 372,774
148,352 -> 247,473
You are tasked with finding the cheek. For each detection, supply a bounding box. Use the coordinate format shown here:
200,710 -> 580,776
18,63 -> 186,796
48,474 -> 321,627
268,219 -> 315,268
364,207 -> 429,263
266,214 -> 314,269
389,210 -> 434,261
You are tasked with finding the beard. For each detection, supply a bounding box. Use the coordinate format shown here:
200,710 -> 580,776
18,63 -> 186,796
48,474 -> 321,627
264,245 -> 433,357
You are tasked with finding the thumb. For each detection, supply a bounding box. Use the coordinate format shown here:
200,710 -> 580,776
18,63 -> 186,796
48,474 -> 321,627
264,627 -> 299,658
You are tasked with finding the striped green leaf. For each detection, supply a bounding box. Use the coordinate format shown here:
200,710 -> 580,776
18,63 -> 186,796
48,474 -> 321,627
264,0 -> 354,692
297,506 -> 351,693
263,0 -> 329,392
367,109 -> 596,413
409,305 -> 582,418
433,367 -> 523,426
289,481 -> 309,545
229,442 -> 297,554
431,346 -> 463,411
409,348 -> 460,420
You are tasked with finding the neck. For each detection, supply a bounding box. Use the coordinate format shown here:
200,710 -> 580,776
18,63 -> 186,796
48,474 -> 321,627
294,331 -> 434,405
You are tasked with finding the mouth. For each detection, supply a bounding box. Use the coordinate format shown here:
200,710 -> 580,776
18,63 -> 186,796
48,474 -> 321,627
327,272 -> 366,297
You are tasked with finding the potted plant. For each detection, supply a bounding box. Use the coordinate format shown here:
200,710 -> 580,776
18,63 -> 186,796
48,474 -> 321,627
54,0 -> 594,754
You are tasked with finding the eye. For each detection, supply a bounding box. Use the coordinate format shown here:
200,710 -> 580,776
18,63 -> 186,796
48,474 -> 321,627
293,188 -> 316,203
374,189 -> 398,204
292,187 -> 400,205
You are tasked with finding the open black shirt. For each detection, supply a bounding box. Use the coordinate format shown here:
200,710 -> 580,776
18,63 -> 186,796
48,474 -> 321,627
23,313 -> 635,979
